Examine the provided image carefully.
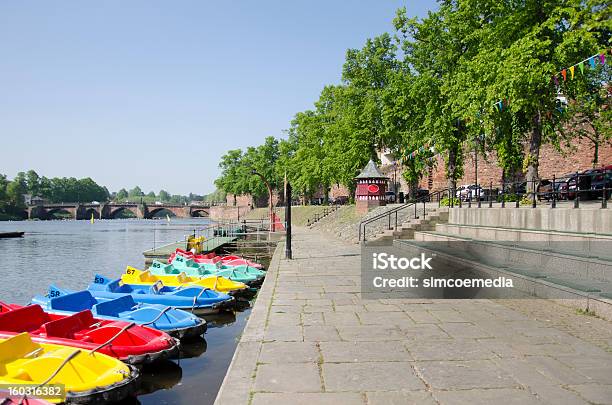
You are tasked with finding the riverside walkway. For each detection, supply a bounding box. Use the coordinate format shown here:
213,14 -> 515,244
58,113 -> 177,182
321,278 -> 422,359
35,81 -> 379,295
215,227 -> 612,405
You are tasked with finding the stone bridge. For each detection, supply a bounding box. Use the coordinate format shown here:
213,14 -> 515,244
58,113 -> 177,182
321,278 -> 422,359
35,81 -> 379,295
27,202 -> 216,220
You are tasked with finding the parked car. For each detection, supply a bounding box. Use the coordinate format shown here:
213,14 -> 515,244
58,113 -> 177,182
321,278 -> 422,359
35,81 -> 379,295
589,165 -> 612,199
456,185 -> 482,201
553,174 -> 574,200
567,171 -> 593,200
537,180 -> 553,201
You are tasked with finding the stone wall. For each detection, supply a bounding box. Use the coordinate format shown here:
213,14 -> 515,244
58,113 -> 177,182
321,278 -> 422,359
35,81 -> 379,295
209,205 -> 252,221
416,137 -> 612,192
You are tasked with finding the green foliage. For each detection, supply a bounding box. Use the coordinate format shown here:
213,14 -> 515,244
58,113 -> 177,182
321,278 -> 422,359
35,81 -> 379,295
440,197 -> 461,207
214,1 -> 610,201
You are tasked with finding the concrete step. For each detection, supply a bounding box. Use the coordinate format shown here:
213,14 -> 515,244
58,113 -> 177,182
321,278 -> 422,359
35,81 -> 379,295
394,238 -> 612,320
449,207 -> 612,235
411,230 -> 612,283
435,223 -> 612,261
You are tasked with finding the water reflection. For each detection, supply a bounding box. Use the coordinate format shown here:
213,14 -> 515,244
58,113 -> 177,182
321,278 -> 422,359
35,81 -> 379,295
138,360 -> 183,395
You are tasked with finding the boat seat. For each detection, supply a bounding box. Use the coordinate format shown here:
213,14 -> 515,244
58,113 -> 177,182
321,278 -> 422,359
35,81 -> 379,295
0,333 -> 40,363
94,295 -> 137,317
50,291 -> 97,312
42,310 -> 94,339
0,305 -> 49,332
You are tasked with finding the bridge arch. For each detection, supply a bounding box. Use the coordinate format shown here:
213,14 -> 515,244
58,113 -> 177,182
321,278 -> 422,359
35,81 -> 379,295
107,206 -> 138,219
147,207 -> 177,218
46,208 -> 75,220
190,208 -> 209,217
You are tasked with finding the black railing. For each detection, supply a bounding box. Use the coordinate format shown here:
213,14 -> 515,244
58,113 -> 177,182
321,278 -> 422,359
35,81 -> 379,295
357,167 -> 611,242
358,189 -> 452,242
306,205 -> 340,226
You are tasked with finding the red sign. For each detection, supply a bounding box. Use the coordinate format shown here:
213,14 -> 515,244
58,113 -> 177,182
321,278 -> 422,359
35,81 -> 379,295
367,184 -> 380,193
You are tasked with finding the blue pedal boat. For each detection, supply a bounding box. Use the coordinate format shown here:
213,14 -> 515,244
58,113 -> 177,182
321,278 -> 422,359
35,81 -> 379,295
87,274 -> 234,315
31,287 -> 206,340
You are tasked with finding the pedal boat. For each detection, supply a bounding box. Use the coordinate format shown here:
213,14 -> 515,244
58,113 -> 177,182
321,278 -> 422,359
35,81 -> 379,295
87,274 -> 234,315
150,260 -> 264,286
0,333 -> 140,404
169,248 -> 264,269
30,289 -> 206,340
0,302 -> 178,364
122,267 -> 248,295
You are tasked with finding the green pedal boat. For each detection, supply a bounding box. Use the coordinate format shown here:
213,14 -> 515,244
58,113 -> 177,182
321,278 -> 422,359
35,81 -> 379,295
149,260 -> 265,286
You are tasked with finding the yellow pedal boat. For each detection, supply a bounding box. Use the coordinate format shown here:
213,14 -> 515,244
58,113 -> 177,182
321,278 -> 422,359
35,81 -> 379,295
0,333 -> 139,403
122,267 -> 247,294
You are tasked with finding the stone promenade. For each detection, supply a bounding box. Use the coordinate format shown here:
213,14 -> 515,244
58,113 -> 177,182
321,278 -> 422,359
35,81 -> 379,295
215,227 -> 612,405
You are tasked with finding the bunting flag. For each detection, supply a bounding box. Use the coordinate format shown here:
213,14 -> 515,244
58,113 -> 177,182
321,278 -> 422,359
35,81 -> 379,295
554,50 -> 608,85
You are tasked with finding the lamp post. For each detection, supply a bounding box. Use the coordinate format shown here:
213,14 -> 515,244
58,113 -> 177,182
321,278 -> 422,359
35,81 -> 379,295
251,170 -> 274,232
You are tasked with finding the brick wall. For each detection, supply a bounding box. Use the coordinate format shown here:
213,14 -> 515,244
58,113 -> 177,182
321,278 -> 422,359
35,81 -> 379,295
415,137 -> 612,192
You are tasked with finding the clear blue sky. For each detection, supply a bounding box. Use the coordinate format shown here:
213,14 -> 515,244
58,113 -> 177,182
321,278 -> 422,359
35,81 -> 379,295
1,1 -> 436,195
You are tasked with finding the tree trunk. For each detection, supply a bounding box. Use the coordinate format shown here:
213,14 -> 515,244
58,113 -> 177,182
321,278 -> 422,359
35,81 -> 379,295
525,110 -> 542,194
233,194 -> 237,206
447,146 -> 458,193
591,130 -> 599,167
408,179 -> 419,200
323,184 -> 330,205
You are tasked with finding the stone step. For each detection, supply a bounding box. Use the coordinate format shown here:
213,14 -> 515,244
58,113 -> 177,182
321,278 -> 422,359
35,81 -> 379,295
435,223 -> 612,261
411,231 -> 612,283
394,238 -> 612,320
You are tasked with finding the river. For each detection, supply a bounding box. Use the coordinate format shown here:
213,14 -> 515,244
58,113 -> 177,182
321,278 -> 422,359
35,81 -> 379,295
0,218 -> 253,404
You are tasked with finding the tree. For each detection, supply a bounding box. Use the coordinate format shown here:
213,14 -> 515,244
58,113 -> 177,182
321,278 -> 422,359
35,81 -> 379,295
147,191 -> 156,198
116,189 -> 128,200
128,186 -> 143,198
158,190 -> 170,201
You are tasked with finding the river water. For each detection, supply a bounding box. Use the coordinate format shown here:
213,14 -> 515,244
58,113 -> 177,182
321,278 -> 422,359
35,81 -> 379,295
0,219 -> 253,404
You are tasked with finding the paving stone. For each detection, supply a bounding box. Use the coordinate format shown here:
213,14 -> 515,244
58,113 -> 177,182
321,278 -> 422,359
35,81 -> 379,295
366,391 -> 436,405
438,322 -> 492,339
567,384 -> 612,404
405,310 -> 440,323
259,342 -> 319,363
251,392 -> 365,405
433,388 -> 542,405
337,325 -> 405,341
323,362 -> 425,391
303,325 -> 341,342
415,360 -> 519,390
254,362 -> 322,393
357,311 -> 413,326
320,341 -> 413,362
324,312 -> 361,326
429,310 -> 469,323
400,324 -> 452,340
263,325 -> 303,342
527,384 -> 590,404
301,312 -> 325,326
407,339 -> 496,361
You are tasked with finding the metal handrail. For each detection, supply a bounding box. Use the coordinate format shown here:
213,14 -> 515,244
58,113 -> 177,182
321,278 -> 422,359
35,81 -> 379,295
357,167 -> 611,242
358,188 -> 451,242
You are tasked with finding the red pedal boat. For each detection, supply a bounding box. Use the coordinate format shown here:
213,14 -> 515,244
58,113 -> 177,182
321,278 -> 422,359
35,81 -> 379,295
169,248 -> 264,269
0,302 -> 179,365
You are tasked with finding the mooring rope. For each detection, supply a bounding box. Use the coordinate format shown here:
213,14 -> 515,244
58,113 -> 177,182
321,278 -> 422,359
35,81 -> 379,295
88,322 -> 136,355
